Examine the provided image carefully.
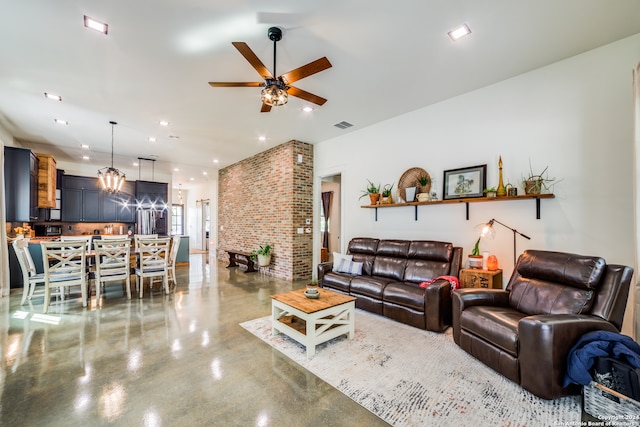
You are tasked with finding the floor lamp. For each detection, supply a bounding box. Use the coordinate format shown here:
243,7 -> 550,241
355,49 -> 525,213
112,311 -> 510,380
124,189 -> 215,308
478,219 -> 531,265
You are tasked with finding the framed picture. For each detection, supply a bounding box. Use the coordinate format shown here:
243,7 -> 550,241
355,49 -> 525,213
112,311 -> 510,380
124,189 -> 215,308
443,164 -> 487,200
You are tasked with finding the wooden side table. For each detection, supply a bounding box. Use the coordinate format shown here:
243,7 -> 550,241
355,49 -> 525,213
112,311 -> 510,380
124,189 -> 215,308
460,268 -> 503,289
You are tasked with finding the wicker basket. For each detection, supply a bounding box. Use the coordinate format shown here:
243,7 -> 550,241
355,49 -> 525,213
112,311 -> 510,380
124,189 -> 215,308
398,167 -> 430,202
583,381 -> 640,421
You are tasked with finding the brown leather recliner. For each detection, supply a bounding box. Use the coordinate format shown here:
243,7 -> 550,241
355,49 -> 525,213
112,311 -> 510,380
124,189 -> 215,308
452,250 -> 633,400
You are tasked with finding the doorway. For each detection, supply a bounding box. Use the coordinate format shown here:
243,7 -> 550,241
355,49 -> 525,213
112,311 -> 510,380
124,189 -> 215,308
320,174 -> 341,262
194,199 -> 210,253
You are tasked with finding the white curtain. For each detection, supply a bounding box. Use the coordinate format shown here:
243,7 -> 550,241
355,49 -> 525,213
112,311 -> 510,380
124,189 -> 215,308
0,139 -> 9,297
634,62 -> 640,338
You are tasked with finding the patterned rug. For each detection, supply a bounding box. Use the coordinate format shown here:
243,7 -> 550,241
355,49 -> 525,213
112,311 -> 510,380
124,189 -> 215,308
240,310 -> 581,427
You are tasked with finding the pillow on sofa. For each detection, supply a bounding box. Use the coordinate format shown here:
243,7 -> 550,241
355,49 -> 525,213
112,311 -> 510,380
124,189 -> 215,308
337,260 -> 364,275
333,252 -> 353,272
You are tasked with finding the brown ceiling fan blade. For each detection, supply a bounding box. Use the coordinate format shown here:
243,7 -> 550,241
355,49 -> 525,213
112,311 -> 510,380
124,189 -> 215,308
280,57 -> 332,84
260,102 -> 272,113
208,82 -> 264,88
231,42 -> 273,79
287,86 -> 327,106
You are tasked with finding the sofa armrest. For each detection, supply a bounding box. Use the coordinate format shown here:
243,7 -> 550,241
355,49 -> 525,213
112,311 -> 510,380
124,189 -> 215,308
518,314 -> 619,400
423,279 -> 453,332
452,289 -> 510,343
317,262 -> 333,285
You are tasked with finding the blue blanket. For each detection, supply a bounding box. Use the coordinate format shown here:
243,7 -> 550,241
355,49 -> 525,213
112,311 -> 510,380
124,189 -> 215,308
563,330 -> 640,387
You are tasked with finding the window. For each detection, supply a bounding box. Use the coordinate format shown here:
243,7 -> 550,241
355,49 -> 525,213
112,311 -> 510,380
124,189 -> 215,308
171,204 -> 184,235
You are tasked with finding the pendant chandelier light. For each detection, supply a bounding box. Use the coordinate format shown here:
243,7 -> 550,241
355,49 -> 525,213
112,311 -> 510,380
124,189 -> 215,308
98,120 -> 126,192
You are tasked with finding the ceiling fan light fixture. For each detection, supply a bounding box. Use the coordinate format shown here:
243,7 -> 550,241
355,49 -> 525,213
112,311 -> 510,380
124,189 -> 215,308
261,81 -> 288,106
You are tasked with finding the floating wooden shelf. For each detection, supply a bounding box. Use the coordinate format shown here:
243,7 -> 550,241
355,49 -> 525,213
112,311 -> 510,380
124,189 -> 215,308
361,193 -> 555,221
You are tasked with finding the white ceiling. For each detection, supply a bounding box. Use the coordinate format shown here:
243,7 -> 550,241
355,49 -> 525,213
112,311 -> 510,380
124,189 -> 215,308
1,1 -> 640,189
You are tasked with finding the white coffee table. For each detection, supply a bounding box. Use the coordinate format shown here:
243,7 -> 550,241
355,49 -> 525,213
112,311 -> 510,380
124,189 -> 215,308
271,288 -> 356,358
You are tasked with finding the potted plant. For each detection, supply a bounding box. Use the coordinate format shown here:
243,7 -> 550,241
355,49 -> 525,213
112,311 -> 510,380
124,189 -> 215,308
522,162 -> 559,195
416,173 -> 431,195
380,183 -> 394,204
483,187 -> 498,198
468,238 -> 483,269
359,180 -> 381,205
251,244 -> 272,267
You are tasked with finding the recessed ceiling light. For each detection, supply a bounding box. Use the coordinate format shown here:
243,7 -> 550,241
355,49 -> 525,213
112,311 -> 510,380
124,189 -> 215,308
148,137 -> 157,142
54,119 -> 68,125
133,162 -> 139,166
81,144 -> 90,149
448,24 -> 471,41
44,92 -> 62,101
159,120 -> 169,126
84,15 -> 108,35
202,172 -> 208,176
258,136 -> 266,141
189,177 -> 195,181
174,168 -> 179,172
301,106 -> 314,112
82,155 -> 90,160
213,159 -> 219,164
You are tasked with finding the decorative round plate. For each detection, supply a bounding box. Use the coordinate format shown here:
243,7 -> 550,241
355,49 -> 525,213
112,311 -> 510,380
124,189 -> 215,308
398,167 -> 430,202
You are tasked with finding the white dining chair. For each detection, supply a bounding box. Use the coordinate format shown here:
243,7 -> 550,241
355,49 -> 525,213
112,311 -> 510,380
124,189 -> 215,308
12,238 -> 46,305
40,240 -> 89,313
101,235 -> 129,240
167,235 -> 181,286
134,234 -> 158,251
93,238 -> 132,300
135,237 -> 171,298
61,235 -> 94,251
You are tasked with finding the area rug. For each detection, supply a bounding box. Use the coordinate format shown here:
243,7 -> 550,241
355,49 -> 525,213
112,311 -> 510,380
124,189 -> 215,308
240,310 -> 581,427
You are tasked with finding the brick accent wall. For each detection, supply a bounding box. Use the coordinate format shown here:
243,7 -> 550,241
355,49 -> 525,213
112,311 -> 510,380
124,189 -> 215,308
217,140 -> 313,280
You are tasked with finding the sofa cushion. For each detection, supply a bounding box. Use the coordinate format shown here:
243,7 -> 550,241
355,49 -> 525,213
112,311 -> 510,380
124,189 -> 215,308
514,250 -> 605,290
376,240 -> 411,258
508,250 -> 605,315
347,238 -> 379,255
509,278 -> 595,316
336,260 -> 363,275
332,252 -> 353,272
404,259 -> 452,283
322,272 -> 353,293
352,253 -> 376,276
408,241 -> 453,262
372,256 -> 407,281
383,281 -> 425,311
459,306 -> 525,356
350,275 -> 393,299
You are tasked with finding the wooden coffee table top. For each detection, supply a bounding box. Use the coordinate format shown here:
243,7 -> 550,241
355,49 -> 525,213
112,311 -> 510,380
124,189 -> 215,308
271,288 -> 356,314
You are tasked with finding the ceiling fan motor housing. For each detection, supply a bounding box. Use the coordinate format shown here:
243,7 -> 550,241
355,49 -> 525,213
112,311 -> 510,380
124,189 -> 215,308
268,27 -> 282,42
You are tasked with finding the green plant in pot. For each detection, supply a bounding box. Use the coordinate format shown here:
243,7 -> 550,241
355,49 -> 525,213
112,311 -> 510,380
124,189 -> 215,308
416,173 -> 431,194
522,161 -> 559,195
483,187 -> 498,198
380,183 -> 394,204
468,238 -> 483,269
359,179 -> 381,205
251,244 -> 272,267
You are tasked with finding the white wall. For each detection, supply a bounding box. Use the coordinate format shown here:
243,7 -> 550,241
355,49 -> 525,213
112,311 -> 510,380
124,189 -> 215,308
315,34 -> 640,332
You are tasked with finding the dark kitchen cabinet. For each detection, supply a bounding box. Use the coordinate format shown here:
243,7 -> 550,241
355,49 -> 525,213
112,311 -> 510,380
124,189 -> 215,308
135,180 -> 168,234
4,146 -> 39,222
61,175 -> 100,222
61,174 -> 135,223
101,181 -> 135,222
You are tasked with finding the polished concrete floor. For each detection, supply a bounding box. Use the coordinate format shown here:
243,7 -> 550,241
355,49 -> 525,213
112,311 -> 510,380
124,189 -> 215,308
1,254 -> 389,426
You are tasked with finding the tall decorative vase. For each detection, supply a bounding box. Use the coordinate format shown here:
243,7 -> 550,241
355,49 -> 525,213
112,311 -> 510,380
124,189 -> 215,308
497,155 -> 506,196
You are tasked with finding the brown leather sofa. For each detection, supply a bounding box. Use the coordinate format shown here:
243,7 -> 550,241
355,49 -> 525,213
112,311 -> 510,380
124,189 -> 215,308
318,238 -> 463,332
452,250 -> 633,400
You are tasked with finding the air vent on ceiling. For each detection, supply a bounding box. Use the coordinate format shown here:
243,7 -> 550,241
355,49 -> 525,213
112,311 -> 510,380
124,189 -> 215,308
334,121 -> 353,129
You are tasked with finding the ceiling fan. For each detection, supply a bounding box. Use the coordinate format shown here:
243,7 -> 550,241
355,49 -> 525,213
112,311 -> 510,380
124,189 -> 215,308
208,27 -> 332,113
